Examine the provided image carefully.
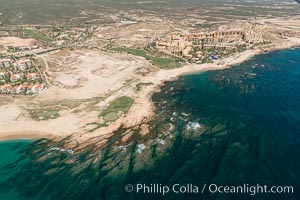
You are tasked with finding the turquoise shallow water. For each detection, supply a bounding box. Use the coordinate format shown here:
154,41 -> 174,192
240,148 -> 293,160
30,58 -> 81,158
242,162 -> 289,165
0,140 -> 32,200
0,47 -> 300,200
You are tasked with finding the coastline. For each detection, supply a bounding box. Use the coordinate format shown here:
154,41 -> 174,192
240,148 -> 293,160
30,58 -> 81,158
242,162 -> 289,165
1,37 -> 300,142
118,37 -> 300,137
0,131 -> 54,141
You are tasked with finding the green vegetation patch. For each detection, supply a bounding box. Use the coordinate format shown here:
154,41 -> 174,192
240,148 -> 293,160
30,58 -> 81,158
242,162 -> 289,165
111,47 -> 181,69
99,96 -> 134,122
30,109 -> 60,121
24,29 -> 53,43
103,112 -> 119,122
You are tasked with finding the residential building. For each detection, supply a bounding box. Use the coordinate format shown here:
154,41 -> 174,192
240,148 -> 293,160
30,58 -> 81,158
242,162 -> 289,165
0,84 -> 12,93
11,83 -> 28,94
0,71 -> 8,79
26,73 -> 39,80
27,83 -> 45,94
10,73 -> 24,82
0,59 -> 12,68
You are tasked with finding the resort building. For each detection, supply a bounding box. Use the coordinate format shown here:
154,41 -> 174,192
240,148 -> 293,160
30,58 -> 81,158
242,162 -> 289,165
154,26 -> 265,60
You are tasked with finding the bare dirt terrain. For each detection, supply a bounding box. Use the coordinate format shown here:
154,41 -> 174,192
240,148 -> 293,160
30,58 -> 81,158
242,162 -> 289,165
0,37 -> 37,47
38,49 -> 153,100
0,48 -> 156,141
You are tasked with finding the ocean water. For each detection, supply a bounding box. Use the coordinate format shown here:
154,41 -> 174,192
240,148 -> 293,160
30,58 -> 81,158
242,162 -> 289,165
0,140 -> 32,200
0,47 -> 300,200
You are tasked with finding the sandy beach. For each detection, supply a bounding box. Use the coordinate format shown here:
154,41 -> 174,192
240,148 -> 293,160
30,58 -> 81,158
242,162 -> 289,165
0,132 -> 54,141
1,37 -> 300,142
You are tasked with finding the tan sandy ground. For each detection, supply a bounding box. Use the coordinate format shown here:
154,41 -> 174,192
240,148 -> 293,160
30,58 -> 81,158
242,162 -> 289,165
1,37 -> 300,142
0,50 -> 152,141
0,37 -> 37,47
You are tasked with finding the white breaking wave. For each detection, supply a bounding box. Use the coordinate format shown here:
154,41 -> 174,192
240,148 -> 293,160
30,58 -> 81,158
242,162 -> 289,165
49,147 -> 74,155
185,122 -> 202,130
118,145 -> 127,152
168,123 -> 174,131
182,112 -> 189,117
157,139 -> 165,145
136,144 -> 146,154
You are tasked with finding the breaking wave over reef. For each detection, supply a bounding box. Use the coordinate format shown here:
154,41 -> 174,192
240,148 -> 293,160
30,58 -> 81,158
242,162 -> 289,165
1,47 -> 300,200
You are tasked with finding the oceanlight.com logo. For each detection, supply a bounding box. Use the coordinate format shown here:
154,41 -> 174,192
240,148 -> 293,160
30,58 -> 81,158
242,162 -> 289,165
124,183 -> 294,196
